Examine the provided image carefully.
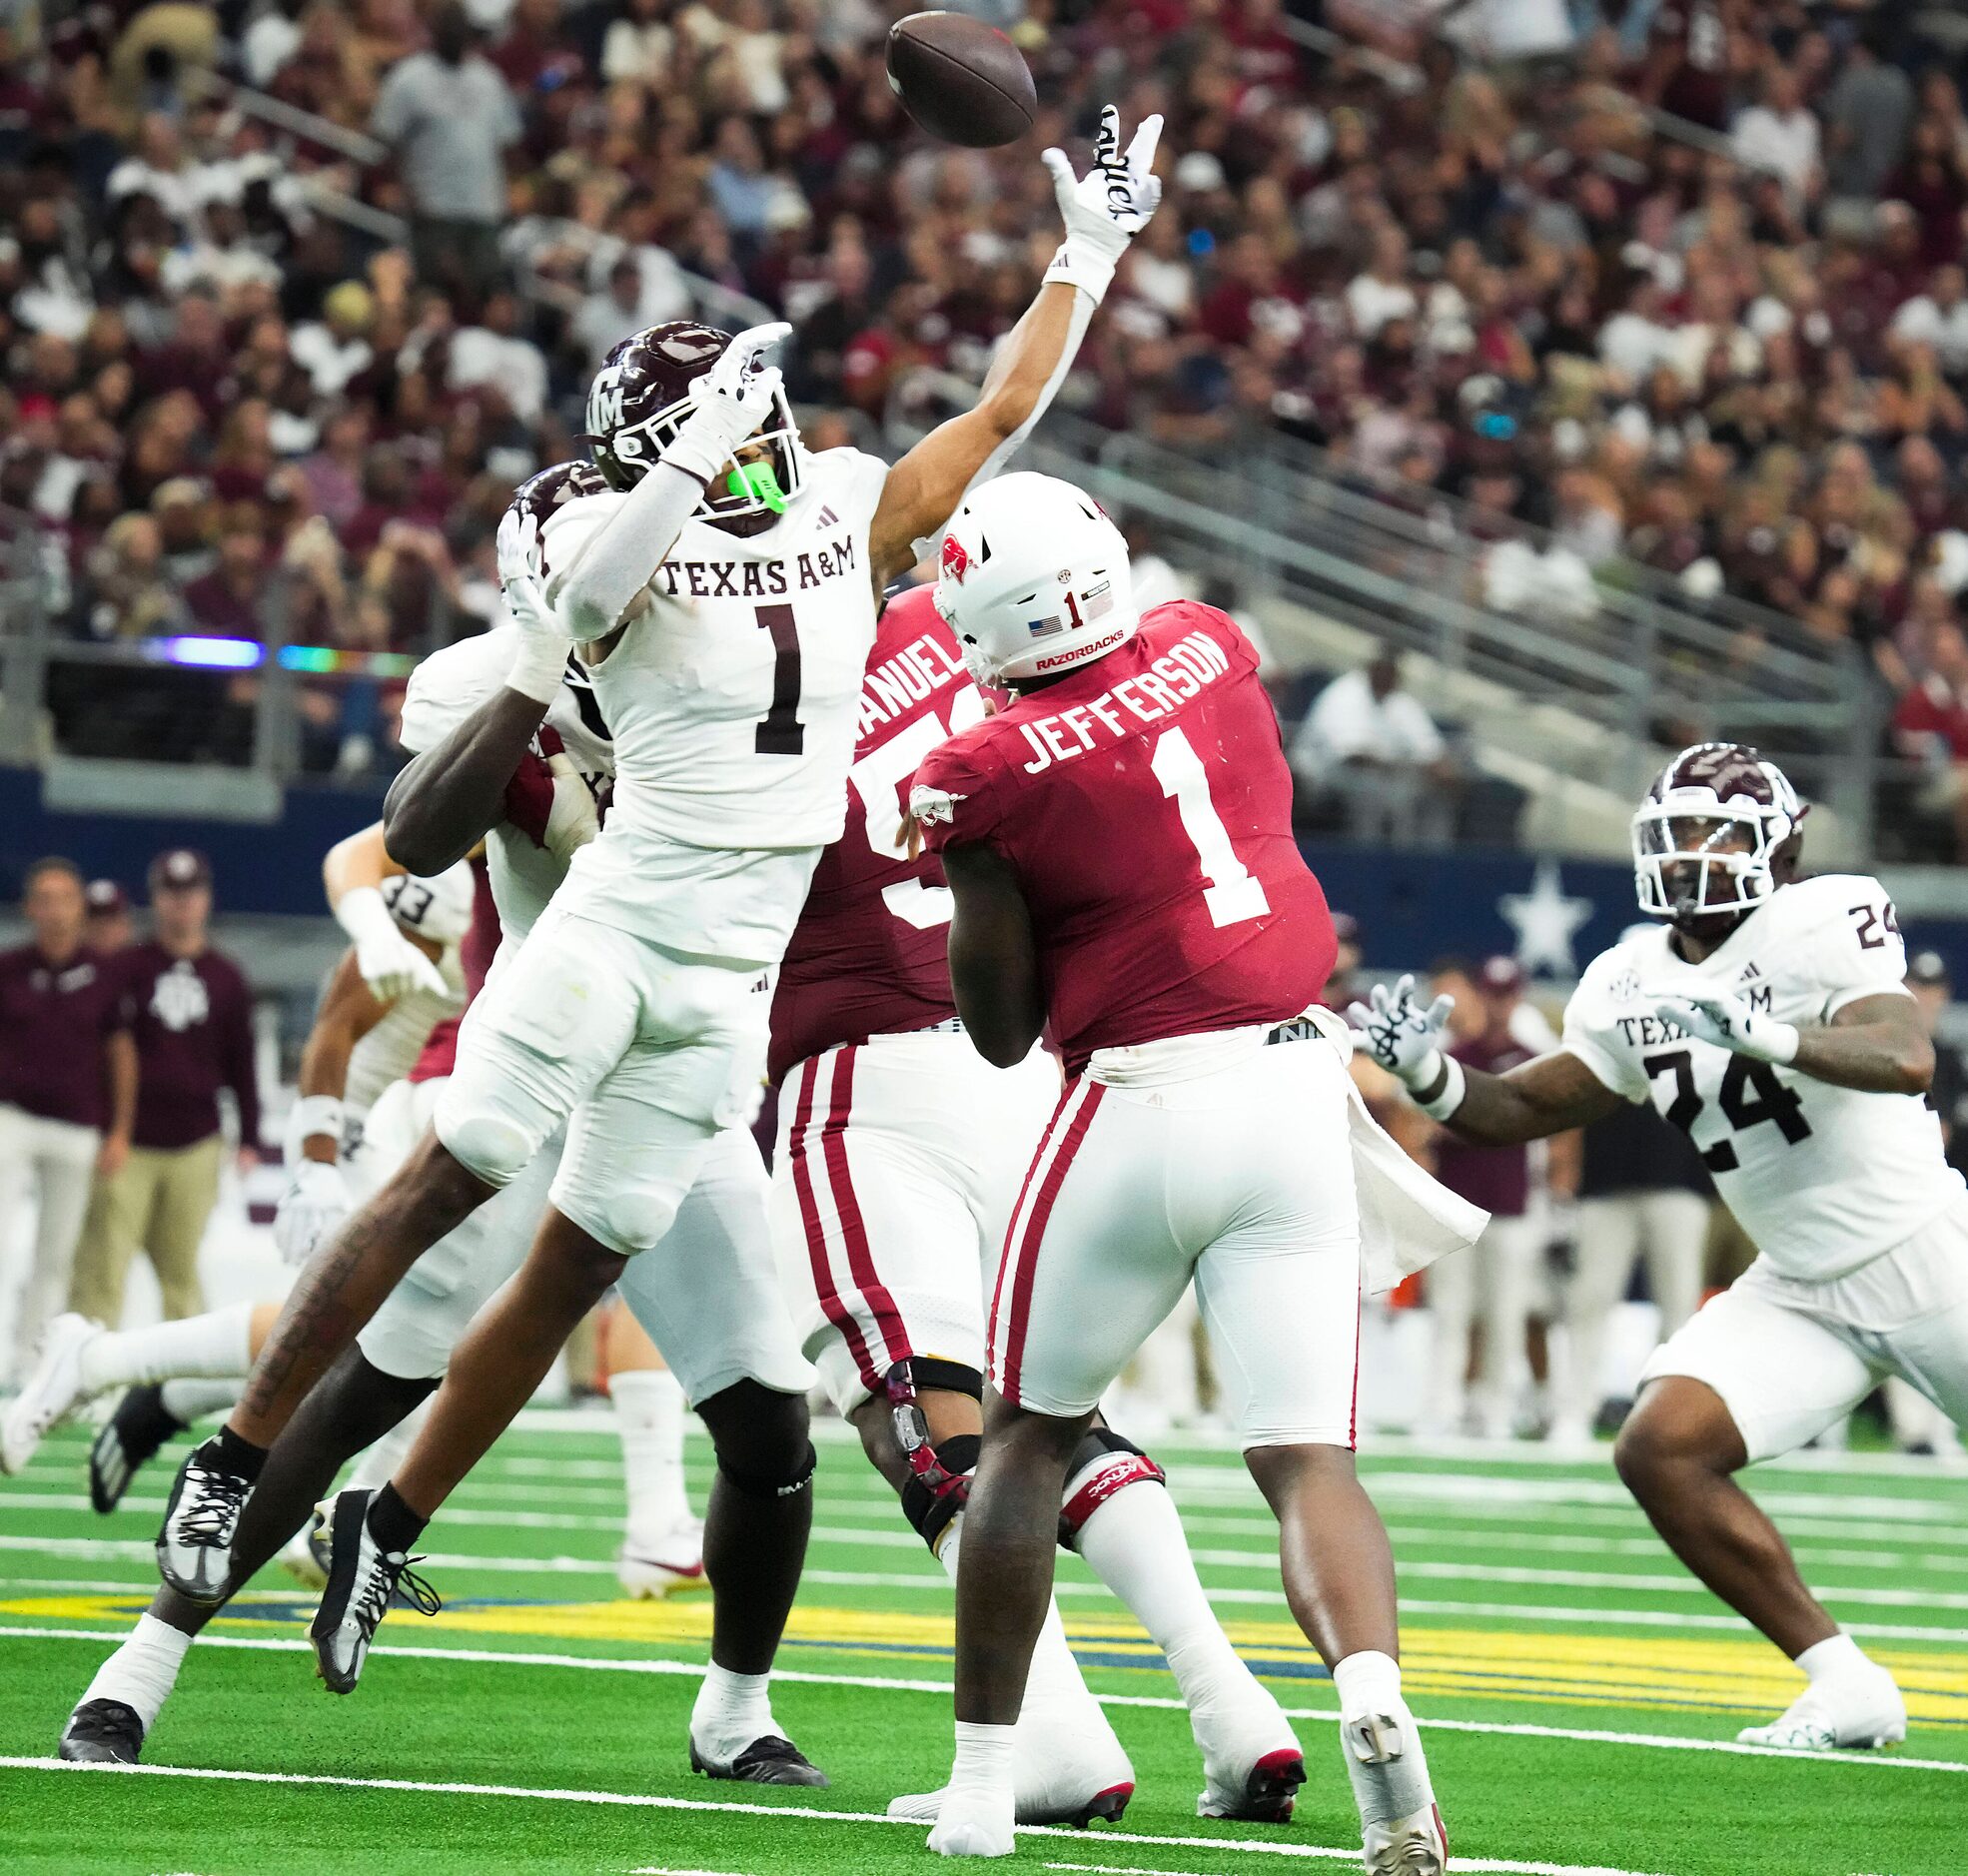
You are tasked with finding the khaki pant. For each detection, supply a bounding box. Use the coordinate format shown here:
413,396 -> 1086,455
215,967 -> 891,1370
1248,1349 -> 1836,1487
0,1104 -> 101,1381
69,1135 -> 222,1327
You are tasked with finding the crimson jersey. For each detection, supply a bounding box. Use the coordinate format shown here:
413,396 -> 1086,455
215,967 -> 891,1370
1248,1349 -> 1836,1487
408,856 -> 497,1085
912,601 -> 1334,1071
767,585 -> 985,1084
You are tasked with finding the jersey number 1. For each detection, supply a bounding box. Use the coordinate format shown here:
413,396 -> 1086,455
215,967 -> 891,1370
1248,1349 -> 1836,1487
1151,728 -> 1271,928
753,604 -> 803,754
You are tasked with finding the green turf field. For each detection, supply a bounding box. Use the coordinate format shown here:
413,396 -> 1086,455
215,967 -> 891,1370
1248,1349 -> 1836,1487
2,1413 -> 1964,1876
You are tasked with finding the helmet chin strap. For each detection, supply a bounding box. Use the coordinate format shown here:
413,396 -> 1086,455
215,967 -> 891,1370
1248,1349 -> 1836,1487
726,460 -> 787,514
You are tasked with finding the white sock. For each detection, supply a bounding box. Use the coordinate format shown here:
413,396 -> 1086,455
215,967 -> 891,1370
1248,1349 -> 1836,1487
946,1718 -> 1016,1797
80,1614 -> 193,1732
1073,1475 -> 1249,1709
158,1379 -> 242,1424
938,1517 -> 1095,1717
690,1662 -> 776,1762
345,1398 -> 430,1497
1797,1633 -> 1874,1686
81,1303 -> 255,1396
1332,1650 -> 1433,1830
612,1368 -> 690,1544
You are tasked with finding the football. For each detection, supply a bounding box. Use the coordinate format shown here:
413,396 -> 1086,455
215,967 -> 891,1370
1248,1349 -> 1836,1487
885,11 -> 1037,149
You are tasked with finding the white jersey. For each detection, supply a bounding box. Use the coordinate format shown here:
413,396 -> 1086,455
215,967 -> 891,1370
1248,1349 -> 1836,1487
537,447 -> 889,963
399,628 -> 614,945
1562,874 -> 1964,1281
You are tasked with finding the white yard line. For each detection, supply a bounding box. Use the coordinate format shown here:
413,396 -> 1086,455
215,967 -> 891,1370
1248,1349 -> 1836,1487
4,1625 -> 1965,1775
0,1754 -> 1674,1875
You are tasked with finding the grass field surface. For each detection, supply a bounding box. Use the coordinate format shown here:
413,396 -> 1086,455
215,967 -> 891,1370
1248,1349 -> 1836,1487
2,1413 -> 1964,1875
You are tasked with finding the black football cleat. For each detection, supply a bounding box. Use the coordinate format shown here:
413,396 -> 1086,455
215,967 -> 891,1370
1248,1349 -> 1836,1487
310,1488 -> 442,1694
91,1385 -> 185,1514
60,1698 -> 145,1763
689,1733 -> 830,1787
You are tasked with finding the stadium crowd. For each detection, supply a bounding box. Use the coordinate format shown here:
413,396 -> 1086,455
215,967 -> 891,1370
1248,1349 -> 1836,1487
14,1 -> 1968,820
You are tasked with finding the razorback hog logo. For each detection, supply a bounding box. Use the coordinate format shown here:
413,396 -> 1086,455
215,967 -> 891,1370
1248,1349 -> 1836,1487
941,534 -> 972,583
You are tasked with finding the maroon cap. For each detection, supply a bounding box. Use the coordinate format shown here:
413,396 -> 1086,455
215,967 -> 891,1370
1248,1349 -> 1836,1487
84,879 -> 128,916
1478,954 -> 1524,995
149,848 -> 213,891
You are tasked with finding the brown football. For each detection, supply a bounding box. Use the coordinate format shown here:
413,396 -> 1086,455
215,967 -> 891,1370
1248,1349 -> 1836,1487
886,11 -> 1037,149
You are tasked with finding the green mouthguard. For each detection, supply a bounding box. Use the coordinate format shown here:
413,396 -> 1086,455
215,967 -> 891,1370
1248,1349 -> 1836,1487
727,460 -> 788,514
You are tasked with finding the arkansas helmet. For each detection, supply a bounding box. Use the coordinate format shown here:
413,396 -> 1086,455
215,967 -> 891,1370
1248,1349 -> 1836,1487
1632,741 -> 1806,929
934,471 -> 1139,686
584,321 -> 804,528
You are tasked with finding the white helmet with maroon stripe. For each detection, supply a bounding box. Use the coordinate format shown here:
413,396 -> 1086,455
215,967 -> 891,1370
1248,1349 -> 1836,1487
934,471 -> 1139,686
1632,741 -> 1806,929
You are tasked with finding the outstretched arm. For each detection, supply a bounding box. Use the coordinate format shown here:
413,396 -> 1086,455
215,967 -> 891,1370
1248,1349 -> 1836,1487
1350,973 -> 1623,1144
868,106 -> 1163,584
386,691 -> 548,876
1649,985 -> 1932,1096
942,842 -> 1045,1069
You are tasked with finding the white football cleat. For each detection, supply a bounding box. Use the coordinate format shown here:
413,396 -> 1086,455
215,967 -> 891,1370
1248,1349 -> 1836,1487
925,1785 -> 1015,1858
616,1516 -> 705,1598
2,1313 -> 101,1474
888,1708 -> 1134,1827
1737,1675 -> 1907,1751
1192,1684 -> 1306,1821
1363,1801 -> 1449,1874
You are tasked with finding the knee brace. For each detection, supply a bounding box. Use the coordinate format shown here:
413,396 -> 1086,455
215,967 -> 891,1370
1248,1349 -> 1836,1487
886,1359 -> 983,1554
1058,1425 -> 1166,1550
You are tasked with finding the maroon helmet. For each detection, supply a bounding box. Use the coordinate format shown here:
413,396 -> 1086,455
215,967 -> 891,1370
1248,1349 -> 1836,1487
505,459 -> 609,575
1632,741 -> 1806,929
583,320 -> 804,527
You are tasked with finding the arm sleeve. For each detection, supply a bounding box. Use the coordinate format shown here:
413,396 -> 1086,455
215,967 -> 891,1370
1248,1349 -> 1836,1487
909,736 -> 1004,857
223,964 -> 262,1148
1804,881 -> 1917,1019
1559,963 -> 1650,1104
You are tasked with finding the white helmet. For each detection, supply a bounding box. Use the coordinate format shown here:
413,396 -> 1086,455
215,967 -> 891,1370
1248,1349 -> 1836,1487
934,472 -> 1138,686
382,862 -> 475,947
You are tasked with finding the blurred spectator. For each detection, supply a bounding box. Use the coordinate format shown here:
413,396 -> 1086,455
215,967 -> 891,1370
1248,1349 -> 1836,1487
0,860 -> 136,1383
68,852 -> 259,1329
1423,957 -> 1541,1439
1291,647 -> 1457,844
1890,618 -> 1968,859
1824,26 -> 1915,202
369,3 -> 519,300
85,881 -> 135,957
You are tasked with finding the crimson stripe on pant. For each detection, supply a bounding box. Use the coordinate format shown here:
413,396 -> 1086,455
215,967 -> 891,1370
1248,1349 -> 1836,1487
817,1046 -> 910,1372
994,1079 -> 1105,1407
788,1052 -> 880,1391
986,1078 -> 1075,1364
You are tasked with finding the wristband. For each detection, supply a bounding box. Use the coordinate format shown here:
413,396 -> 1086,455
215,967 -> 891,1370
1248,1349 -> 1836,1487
505,633 -> 570,705
285,1094 -> 345,1163
1760,1020 -> 1801,1066
1416,1053 -> 1468,1122
1043,241 -> 1115,307
334,883 -> 396,949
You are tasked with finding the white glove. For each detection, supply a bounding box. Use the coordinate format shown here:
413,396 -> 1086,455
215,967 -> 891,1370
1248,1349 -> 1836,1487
542,751 -> 600,859
1347,973 -> 1457,1091
1042,104 -> 1164,304
273,1158 -> 350,1266
1646,985 -> 1800,1065
335,884 -> 449,1004
666,321 -> 793,487
496,500 -> 571,704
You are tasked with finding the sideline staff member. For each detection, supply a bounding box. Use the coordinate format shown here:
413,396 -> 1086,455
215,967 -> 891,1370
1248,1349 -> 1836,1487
69,852 -> 259,1326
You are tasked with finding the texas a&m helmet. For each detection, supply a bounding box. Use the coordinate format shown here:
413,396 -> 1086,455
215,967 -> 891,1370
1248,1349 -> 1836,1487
583,321 -> 804,527
1632,741 -> 1806,929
